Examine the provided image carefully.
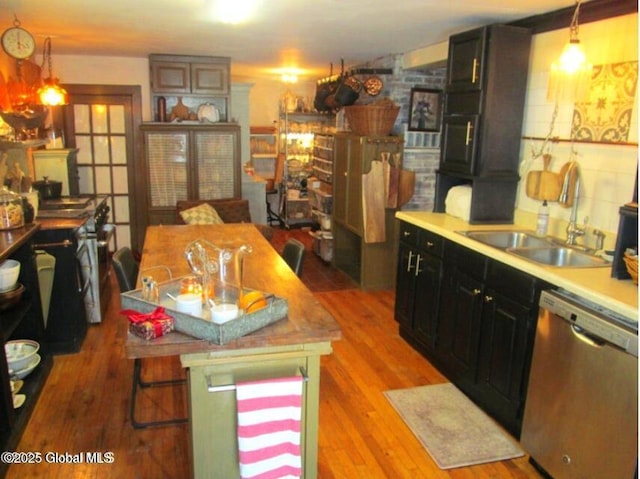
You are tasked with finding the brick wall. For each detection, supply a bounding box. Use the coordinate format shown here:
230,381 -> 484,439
352,54 -> 446,212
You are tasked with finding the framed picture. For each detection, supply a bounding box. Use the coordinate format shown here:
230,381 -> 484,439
408,88 -> 442,132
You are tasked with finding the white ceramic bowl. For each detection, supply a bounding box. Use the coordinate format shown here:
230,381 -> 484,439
0,259 -> 20,292
12,354 -> 41,380
5,339 -> 40,372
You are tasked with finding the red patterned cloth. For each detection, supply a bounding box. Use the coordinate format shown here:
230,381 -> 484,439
121,307 -> 174,340
236,376 -> 304,479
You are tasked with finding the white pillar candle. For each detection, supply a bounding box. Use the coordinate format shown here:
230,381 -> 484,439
210,303 -> 239,324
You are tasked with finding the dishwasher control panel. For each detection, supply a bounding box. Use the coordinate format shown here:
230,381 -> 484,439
540,290 -> 638,357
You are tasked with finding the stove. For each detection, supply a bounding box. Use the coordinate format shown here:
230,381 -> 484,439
39,196 -> 94,210
37,196 -> 108,228
35,195 -> 113,327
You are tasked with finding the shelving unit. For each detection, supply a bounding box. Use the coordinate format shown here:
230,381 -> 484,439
0,225 -> 52,476
249,125 -> 278,179
332,133 -> 403,290
308,133 -> 334,261
278,109 -> 334,228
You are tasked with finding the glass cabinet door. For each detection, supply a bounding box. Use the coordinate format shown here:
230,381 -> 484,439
145,130 -> 189,207
193,130 -> 238,200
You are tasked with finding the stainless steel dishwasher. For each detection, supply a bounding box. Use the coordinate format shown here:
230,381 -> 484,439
521,289 -> 638,479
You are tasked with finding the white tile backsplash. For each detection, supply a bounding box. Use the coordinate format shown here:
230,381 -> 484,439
517,13 -> 638,239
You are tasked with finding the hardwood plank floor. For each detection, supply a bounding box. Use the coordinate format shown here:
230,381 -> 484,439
5,229 -> 541,478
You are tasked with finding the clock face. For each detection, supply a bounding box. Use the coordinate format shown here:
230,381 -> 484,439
1,26 -> 36,60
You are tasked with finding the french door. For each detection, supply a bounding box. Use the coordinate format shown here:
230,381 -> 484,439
62,85 -> 143,252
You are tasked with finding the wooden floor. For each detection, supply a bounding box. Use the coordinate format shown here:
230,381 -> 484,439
6,229 -> 541,478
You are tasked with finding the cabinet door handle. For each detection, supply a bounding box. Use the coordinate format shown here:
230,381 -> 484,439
472,288 -> 481,296
472,58 -> 479,84
465,121 -> 473,146
415,254 -> 423,277
484,295 -> 493,303
403,231 -> 411,237
425,241 -> 434,248
406,251 -> 415,272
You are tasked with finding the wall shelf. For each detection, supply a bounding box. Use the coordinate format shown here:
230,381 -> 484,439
522,136 -> 638,147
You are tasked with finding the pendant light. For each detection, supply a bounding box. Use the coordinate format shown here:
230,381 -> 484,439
547,0 -> 592,103
37,37 -> 68,106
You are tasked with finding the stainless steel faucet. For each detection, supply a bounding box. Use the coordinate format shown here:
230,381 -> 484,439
593,229 -> 606,251
559,161 -> 586,245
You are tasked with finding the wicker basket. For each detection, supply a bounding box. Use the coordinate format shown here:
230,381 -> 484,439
623,251 -> 638,284
344,104 -> 400,136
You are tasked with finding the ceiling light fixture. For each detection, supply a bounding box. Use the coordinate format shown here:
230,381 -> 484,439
37,37 -> 68,106
547,0 -> 592,103
271,67 -> 306,84
215,0 -> 257,24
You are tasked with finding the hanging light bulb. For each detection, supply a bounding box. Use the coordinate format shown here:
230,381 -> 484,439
547,0 -> 592,103
37,37 -> 68,106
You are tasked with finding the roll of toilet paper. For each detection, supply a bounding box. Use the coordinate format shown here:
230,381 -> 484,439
445,185 -> 472,221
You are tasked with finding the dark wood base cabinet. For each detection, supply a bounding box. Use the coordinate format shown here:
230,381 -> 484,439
32,229 -> 88,354
396,221 -> 550,437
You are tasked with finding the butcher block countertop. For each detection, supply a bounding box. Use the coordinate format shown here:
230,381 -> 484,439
397,211 -> 638,321
0,223 -> 40,260
125,224 -> 342,359
35,217 -> 88,230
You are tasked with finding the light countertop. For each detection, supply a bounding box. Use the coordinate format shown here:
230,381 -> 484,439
396,211 -> 638,322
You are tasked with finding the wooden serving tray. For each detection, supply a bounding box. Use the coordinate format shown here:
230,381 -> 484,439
121,277 -> 288,345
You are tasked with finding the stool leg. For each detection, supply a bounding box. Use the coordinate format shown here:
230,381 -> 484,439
130,358 -> 188,429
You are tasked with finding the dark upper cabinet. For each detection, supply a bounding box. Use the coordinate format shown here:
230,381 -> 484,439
446,28 -> 486,92
440,24 -> 531,178
148,54 -> 230,122
439,114 -> 480,175
435,24 -> 532,223
150,56 -> 230,95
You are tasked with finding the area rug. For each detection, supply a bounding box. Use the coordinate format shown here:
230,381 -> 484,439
384,383 -> 524,469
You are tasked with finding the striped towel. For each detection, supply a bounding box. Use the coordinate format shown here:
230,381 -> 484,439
236,376 -> 304,479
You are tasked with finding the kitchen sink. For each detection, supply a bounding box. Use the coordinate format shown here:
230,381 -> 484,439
507,247 -> 610,268
462,230 -> 555,249
460,229 -> 611,268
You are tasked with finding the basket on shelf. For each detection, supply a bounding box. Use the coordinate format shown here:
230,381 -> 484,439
623,251 -> 638,284
344,101 -> 400,136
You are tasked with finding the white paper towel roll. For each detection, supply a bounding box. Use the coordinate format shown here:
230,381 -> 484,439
445,185 -> 472,221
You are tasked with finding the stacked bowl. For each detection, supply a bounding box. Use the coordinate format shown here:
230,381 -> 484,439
5,340 -> 41,379
0,259 -> 22,311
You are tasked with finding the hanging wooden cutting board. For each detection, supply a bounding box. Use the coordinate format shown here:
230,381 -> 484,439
538,154 -> 561,201
362,160 -> 386,243
387,153 -> 400,208
526,154 -> 561,200
558,161 -> 578,207
397,169 -> 415,208
381,152 -> 391,206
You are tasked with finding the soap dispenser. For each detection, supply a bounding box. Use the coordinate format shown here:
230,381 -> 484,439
536,200 -> 549,237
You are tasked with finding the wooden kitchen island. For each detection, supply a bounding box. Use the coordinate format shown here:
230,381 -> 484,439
124,224 -> 341,479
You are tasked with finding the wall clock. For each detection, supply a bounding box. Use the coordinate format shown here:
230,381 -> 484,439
1,20 -> 36,60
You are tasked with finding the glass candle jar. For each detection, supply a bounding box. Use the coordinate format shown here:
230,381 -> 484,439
0,187 -> 24,230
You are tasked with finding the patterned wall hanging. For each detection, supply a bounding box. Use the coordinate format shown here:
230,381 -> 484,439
571,61 -> 638,143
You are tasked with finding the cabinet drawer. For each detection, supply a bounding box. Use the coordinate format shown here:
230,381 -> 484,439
398,221 -> 421,247
417,229 -> 444,257
447,242 -> 487,279
486,261 -> 538,305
